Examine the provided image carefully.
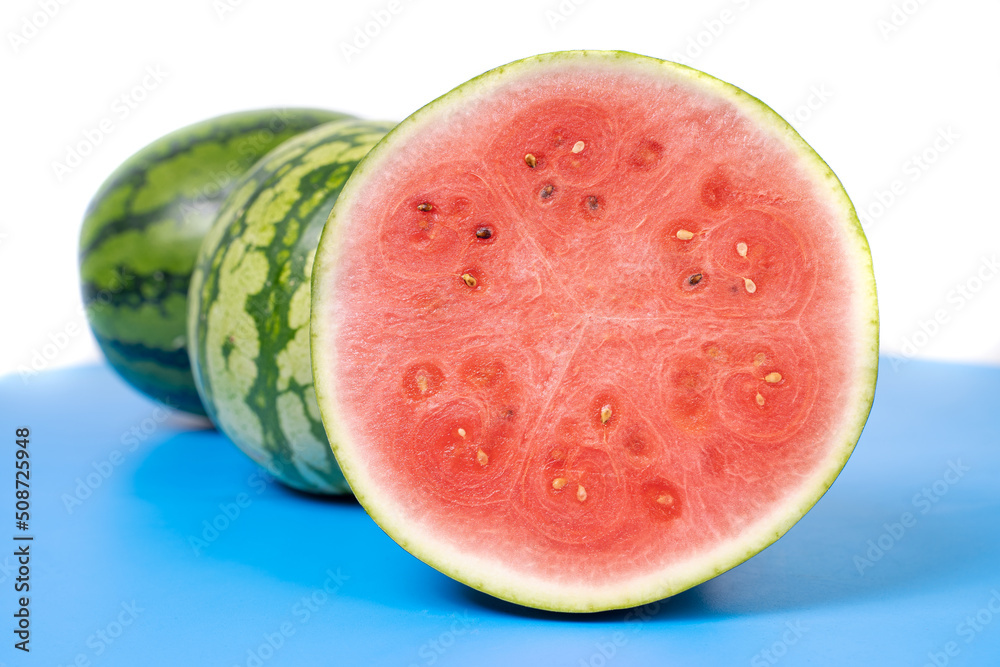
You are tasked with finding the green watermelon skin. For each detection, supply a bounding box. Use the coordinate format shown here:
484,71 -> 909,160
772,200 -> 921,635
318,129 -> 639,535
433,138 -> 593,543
188,119 -> 394,493
79,108 -> 350,415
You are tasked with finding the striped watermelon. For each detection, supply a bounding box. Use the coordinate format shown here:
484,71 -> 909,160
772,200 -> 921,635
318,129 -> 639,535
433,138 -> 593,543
79,108 -> 349,415
188,119 -> 394,493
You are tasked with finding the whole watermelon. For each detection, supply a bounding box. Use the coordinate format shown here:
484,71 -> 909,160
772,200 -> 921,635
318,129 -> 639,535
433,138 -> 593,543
79,108 -> 350,415
188,118 -> 394,493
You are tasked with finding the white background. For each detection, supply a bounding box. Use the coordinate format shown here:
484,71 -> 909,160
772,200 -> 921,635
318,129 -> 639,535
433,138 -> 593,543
2,0 -> 998,380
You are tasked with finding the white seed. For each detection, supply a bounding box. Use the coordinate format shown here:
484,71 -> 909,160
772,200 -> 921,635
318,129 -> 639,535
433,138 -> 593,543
744,277 -> 757,293
656,493 -> 674,506
457,428 -> 466,438
576,484 -> 587,502
461,273 -> 477,288
737,242 -> 748,257
753,353 -> 766,367
552,477 -> 567,490
572,141 -> 585,153
765,372 -> 782,383
676,229 -> 694,241
476,449 -> 489,466
416,374 -> 429,393
600,405 -> 613,424
756,392 -> 765,406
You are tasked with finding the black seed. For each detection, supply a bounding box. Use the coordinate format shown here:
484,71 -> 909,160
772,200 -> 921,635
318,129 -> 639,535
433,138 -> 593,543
540,184 -> 555,199
475,227 -> 493,240
687,273 -> 703,286
417,203 -> 433,212
586,196 -> 599,211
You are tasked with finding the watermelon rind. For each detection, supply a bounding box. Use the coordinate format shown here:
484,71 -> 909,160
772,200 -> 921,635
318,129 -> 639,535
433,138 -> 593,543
188,119 -> 395,494
79,108 -> 349,415
311,51 -> 879,611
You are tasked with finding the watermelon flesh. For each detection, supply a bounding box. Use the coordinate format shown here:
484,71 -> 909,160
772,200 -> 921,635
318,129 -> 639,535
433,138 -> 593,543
312,52 -> 878,611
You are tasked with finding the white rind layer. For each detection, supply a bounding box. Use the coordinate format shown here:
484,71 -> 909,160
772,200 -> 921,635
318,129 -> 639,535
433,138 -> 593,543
311,50 -> 879,613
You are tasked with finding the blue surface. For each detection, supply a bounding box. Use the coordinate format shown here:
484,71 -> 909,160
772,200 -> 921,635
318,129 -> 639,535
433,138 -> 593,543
1,357 -> 998,666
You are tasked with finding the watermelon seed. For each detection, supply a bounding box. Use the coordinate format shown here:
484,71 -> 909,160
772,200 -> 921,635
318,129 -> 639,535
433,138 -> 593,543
756,392 -> 765,406
600,405 -> 613,424
417,202 -> 433,212
476,449 -> 489,466
687,273 -> 703,286
754,353 -> 766,367
743,277 -> 757,293
416,374 -> 429,393
552,477 -> 567,490
737,242 -> 748,257
585,196 -> 599,211
576,485 -> 588,502
457,428 -> 466,438
765,372 -> 783,384
524,154 -> 537,168
475,227 -> 493,240
656,493 -> 674,507
676,229 -> 694,240
572,141 -> 585,153
540,184 -> 555,199
461,273 -> 478,288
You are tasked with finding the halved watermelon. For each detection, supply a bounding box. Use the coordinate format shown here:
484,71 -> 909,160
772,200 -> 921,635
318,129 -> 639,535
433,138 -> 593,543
311,51 -> 879,611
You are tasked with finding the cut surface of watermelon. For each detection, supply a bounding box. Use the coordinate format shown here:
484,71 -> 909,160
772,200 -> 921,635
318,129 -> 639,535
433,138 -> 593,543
311,51 -> 878,612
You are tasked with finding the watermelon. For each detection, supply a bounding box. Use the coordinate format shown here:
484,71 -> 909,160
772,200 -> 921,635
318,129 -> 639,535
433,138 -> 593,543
310,51 -> 879,611
79,108 -> 349,415
188,119 -> 394,493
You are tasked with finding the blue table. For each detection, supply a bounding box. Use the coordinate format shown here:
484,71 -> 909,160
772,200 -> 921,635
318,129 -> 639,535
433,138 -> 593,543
1,357 -> 997,666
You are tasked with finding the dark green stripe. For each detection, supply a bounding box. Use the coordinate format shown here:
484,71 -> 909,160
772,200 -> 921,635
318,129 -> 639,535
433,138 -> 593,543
96,334 -> 190,372
193,119 -> 393,492
81,270 -> 187,314
81,110 -> 350,257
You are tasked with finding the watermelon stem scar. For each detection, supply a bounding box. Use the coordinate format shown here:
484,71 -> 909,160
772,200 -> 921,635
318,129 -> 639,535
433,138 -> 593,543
311,50 -> 878,612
